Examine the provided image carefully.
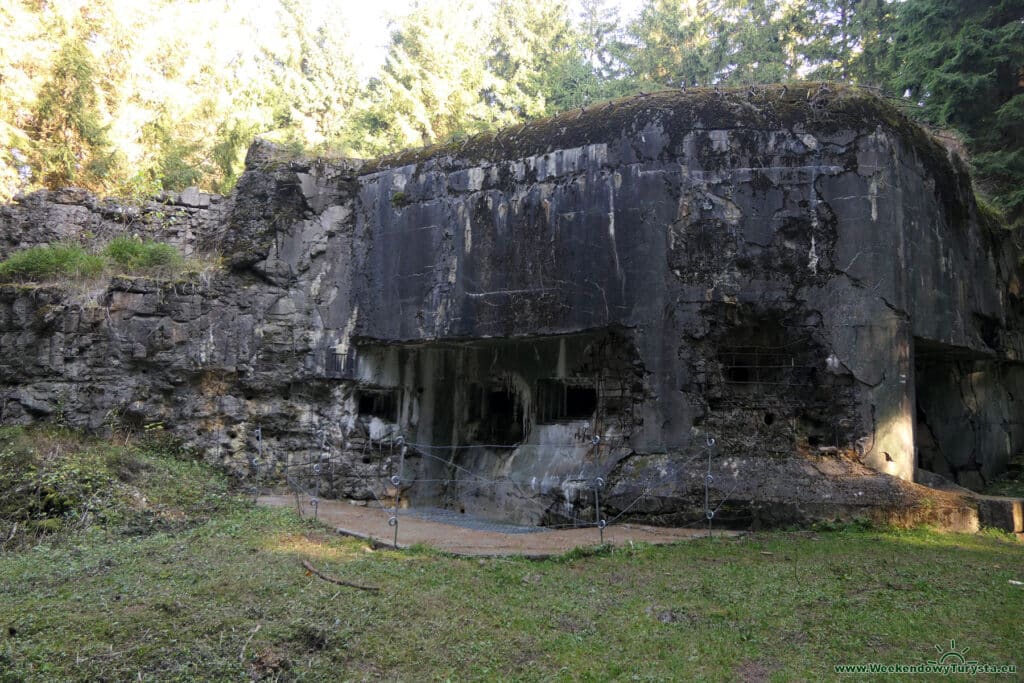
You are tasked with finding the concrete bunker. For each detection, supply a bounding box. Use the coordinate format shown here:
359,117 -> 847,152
2,85 -> 1022,532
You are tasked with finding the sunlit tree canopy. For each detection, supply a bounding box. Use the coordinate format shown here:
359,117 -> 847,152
1,0 -> 1021,228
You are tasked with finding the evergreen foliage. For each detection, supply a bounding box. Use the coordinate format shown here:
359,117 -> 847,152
880,0 -> 1024,229
0,0 -> 1020,233
353,0 -> 504,156
489,0 -> 583,117
28,31 -> 117,190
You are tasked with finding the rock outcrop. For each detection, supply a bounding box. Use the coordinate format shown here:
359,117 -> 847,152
1,85 -> 1022,531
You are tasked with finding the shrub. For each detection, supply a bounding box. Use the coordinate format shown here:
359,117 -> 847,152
0,425 -> 235,546
0,243 -> 104,281
0,427 -> 117,535
103,235 -> 182,271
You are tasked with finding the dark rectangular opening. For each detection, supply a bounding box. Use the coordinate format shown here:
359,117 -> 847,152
602,394 -> 627,416
487,389 -> 516,418
357,389 -> 399,422
913,337 -> 998,490
537,379 -> 597,423
480,388 -> 522,445
325,351 -> 344,376
465,383 -> 484,422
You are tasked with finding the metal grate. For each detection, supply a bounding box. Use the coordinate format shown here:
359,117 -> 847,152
718,346 -> 816,387
326,350 -> 345,375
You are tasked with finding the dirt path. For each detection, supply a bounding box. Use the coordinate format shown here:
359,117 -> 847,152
258,495 -> 738,557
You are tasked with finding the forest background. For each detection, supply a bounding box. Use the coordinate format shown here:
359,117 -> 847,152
1,0 -> 1020,230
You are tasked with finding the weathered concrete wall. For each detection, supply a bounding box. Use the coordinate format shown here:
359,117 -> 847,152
316,87 -> 1022,490
1,85 -> 1021,528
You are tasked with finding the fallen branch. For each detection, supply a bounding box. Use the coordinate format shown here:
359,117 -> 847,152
240,623 -> 261,662
301,559 -> 379,593
1,522 -> 17,549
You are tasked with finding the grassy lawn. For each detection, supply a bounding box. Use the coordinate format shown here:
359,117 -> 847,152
0,430 -> 1021,681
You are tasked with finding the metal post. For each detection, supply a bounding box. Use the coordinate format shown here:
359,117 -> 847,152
397,436 -> 406,485
326,430 -> 332,488
252,425 -> 263,503
313,462 -> 321,521
705,436 -> 716,537
389,474 -> 401,549
590,435 -> 606,544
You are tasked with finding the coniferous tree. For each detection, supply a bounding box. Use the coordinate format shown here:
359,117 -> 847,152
488,0 -> 583,118
352,0 -> 503,156
516,0 -> 635,111
882,0 -> 1024,228
28,27 -> 117,190
623,0 -> 801,88
800,0 -> 892,83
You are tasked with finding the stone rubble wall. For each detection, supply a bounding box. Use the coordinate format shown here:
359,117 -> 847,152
0,186 -> 224,259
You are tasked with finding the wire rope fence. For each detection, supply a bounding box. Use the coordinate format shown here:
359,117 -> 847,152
245,426 -> 748,551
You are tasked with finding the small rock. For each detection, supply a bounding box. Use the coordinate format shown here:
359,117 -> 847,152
177,186 -> 211,208
645,605 -> 697,624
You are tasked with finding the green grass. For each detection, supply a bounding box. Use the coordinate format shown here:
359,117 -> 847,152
0,244 -> 104,282
0,428 -> 1021,681
102,236 -> 183,271
0,237 -> 191,284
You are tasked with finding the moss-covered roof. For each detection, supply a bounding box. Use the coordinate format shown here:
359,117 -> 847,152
358,83 -> 955,177
354,82 -> 969,225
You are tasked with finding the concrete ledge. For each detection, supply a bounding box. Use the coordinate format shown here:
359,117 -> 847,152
977,495 -> 1024,533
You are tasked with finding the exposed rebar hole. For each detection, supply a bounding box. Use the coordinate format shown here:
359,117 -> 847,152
763,412 -> 775,426
724,365 -> 752,383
